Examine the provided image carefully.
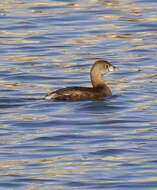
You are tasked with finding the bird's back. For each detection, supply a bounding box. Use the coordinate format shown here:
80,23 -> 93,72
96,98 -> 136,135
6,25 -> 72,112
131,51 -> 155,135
44,86 -> 109,101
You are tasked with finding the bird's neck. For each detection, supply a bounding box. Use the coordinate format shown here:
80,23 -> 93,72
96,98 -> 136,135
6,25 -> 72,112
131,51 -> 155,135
90,70 -> 112,96
90,69 -> 104,87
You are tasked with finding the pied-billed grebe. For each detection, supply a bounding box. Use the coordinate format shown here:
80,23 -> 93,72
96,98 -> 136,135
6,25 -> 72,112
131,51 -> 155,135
44,59 -> 116,101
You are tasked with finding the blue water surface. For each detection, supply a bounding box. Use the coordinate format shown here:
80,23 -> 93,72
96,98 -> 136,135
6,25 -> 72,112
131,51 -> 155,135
0,0 -> 157,189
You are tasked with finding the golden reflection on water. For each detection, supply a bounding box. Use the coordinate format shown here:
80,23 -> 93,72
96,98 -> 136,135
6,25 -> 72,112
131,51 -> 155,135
0,79 -> 49,91
7,56 -> 40,62
0,1 -> 77,11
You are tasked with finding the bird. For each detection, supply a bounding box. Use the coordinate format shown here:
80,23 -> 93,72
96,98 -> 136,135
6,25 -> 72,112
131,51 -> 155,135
44,59 -> 116,101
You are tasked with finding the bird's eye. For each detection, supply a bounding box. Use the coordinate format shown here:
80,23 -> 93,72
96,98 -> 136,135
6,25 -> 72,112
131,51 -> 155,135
106,64 -> 109,69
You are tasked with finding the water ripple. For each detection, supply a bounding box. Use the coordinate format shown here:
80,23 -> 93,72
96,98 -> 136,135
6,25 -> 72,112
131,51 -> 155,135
0,0 -> 157,189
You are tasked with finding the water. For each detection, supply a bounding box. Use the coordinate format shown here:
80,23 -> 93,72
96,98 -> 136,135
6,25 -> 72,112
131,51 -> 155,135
0,0 -> 157,189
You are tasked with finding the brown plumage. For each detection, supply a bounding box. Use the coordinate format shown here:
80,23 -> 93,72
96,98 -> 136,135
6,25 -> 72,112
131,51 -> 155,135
44,59 -> 116,101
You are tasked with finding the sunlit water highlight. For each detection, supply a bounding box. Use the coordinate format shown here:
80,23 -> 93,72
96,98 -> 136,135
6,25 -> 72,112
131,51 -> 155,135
0,0 -> 157,189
